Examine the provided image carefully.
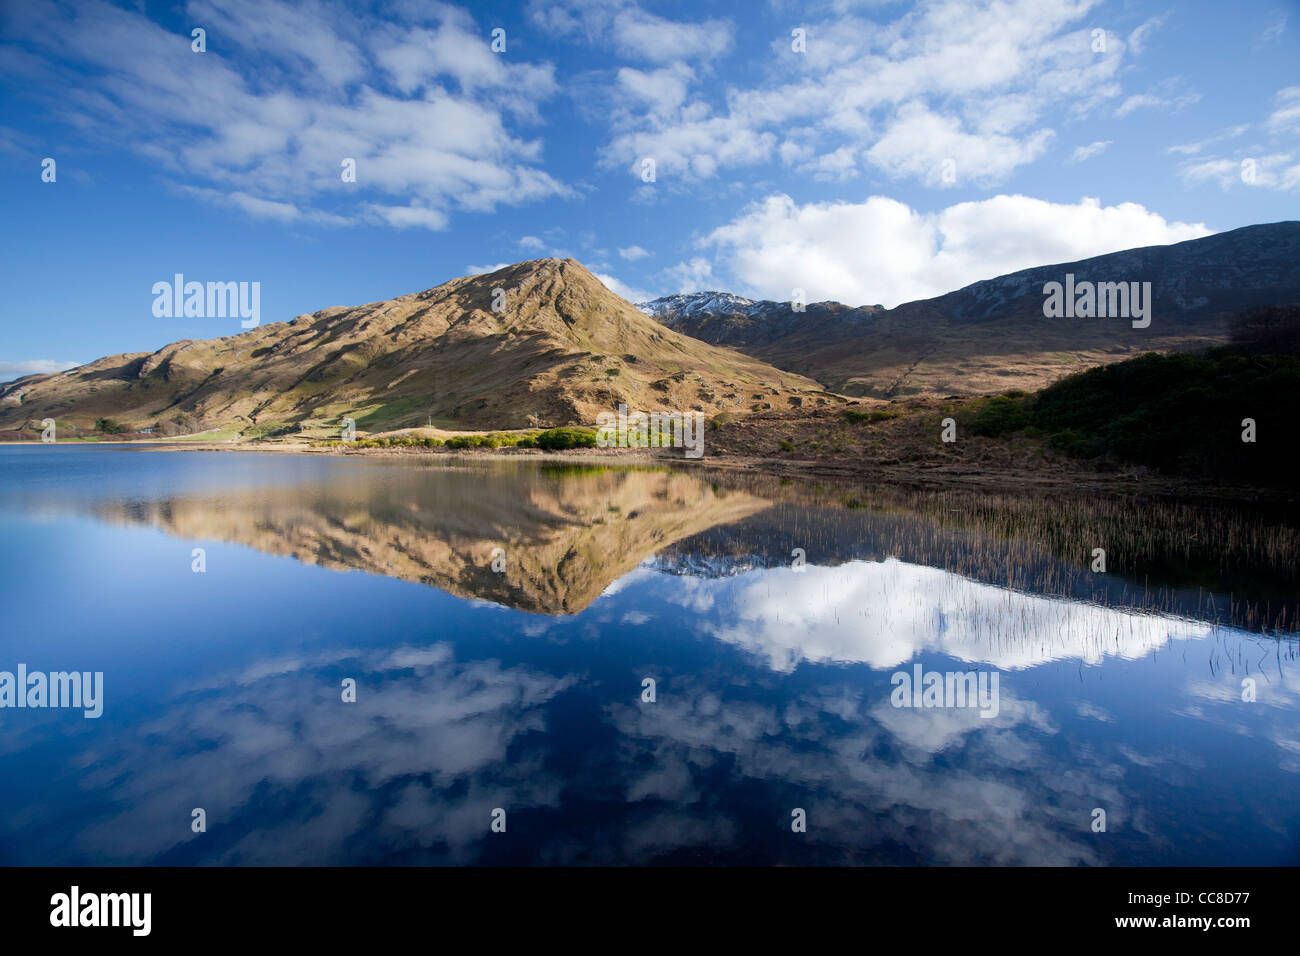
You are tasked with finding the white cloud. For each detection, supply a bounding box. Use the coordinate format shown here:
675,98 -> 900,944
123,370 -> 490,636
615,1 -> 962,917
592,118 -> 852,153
1268,86 -> 1300,134
689,193 -> 1211,307
1167,124 -> 1252,156
464,262 -> 514,276
1181,153 -> 1300,192
178,185 -> 351,226
662,257 -> 715,294
1068,140 -> 1112,163
1126,13 -> 1169,55
562,0 -> 1129,186
1170,90 -> 1300,193
611,7 -> 732,63
618,245 -> 651,261
594,272 -> 654,303
3,0 -> 568,231
366,204 -> 450,231
529,1 -> 731,64
1260,11 -> 1288,44
0,359 -> 82,382
1115,78 -> 1201,117
866,102 -> 1054,186
695,558 -> 1213,673
1115,94 -> 1158,116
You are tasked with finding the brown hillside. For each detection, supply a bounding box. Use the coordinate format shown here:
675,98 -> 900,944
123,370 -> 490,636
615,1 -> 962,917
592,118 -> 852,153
0,259 -> 834,439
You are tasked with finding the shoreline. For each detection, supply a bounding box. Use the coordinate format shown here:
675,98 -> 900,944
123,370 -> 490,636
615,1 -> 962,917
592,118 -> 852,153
6,438 -> 1290,505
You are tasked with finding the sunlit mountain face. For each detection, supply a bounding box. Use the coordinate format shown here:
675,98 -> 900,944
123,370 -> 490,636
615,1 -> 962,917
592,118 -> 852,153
1,446 -> 1297,865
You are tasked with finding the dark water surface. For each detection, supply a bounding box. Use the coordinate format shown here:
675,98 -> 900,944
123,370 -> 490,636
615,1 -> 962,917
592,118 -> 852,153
1,445 -> 1297,865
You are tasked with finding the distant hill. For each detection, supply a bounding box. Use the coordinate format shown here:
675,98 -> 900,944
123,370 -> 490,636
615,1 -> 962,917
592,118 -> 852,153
637,221 -> 1300,398
0,258 -> 832,440
636,292 -> 876,350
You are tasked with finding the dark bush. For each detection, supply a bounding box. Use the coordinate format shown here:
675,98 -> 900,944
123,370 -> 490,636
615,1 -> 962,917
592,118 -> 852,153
1027,348 -> 1300,482
1229,302 -> 1300,356
964,395 -> 1031,437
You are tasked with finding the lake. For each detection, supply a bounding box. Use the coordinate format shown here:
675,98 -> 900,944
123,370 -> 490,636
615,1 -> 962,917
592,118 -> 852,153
0,444 -> 1297,865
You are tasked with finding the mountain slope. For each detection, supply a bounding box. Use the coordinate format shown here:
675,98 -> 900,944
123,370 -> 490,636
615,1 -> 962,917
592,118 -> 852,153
636,292 -> 876,350
637,221 -> 1300,398
0,258 -> 833,439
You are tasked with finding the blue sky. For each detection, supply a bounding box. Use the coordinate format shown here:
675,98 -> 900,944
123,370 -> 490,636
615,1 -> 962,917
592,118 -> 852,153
1,0 -> 1297,379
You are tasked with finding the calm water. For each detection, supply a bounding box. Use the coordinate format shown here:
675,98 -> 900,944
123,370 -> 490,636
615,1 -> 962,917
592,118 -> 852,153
0,445 -> 1297,865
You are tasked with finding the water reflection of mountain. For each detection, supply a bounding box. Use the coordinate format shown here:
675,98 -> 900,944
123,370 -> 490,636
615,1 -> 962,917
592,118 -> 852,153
93,463 -> 770,614
67,457 -> 1298,630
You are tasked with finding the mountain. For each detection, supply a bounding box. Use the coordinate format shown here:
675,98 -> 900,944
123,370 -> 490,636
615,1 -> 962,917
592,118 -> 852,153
637,221 -> 1300,398
636,292 -> 877,351
0,258 -> 832,439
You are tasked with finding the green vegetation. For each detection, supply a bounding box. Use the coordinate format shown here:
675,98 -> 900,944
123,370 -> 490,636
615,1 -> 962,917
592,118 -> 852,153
94,417 -> 128,435
170,426 -> 243,442
533,427 -> 598,450
844,408 -> 900,425
311,428 -> 606,451
240,421 -> 297,439
316,435 -> 443,449
958,394 -> 1031,437
354,396 -> 429,429
961,305 -> 1300,484
1028,350 -> 1300,480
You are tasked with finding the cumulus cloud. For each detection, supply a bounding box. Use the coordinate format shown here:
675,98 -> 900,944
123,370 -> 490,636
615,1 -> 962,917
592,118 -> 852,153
866,103 -> 1055,187
617,245 -> 651,261
685,193 -> 1211,307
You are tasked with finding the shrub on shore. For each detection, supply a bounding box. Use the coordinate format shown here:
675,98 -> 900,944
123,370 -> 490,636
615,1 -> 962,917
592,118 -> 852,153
533,427 -> 598,450
947,305 -> 1300,483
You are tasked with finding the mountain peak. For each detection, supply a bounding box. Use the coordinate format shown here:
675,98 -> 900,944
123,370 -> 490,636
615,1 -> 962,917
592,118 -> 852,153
1,256 -> 827,439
